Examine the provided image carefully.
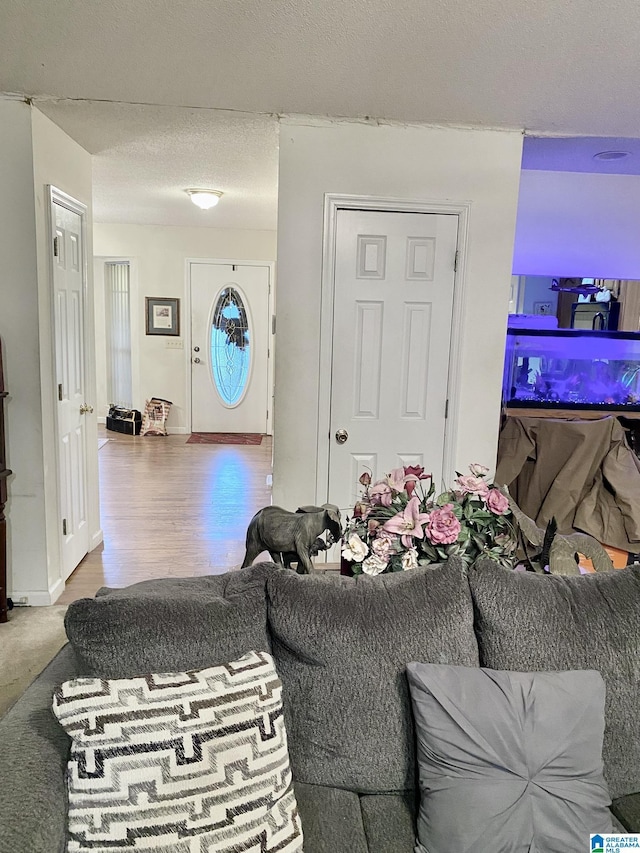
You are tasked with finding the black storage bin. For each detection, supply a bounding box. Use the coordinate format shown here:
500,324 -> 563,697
106,406 -> 142,436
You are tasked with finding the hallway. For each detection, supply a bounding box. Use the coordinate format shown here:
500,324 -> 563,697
57,429 -> 273,603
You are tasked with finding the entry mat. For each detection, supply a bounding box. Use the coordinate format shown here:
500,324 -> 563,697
186,432 -> 264,445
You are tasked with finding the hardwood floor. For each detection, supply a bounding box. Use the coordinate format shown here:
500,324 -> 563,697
57,429 -> 273,603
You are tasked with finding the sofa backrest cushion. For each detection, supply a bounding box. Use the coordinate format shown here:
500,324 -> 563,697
266,558 -> 479,794
469,560 -> 640,799
65,563 -> 274,678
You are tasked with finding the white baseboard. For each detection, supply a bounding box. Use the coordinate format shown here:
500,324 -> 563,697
97,416 -> 106,424
11,576 -> 65,606
90,529 -> 104,551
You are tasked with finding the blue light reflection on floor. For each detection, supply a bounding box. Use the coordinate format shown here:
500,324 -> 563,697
199,447 -> 255,545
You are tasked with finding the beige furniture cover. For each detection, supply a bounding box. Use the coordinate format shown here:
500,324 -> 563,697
496,416 -> 640,553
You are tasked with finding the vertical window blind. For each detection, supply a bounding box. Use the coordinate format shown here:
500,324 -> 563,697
105,262 -> 132,407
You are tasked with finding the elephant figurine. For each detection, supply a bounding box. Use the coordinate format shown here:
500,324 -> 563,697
241,504 -> 342,574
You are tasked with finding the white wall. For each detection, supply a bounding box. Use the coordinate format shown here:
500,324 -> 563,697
93,224 -> 277,431
273,119 -> 523,508
0,99 -> 47,602
514,170 -> 640,277
521,276 -> 557,315
0,101 -> 96,604
93,257 -> 110,417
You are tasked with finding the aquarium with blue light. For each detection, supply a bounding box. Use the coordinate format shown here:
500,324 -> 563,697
502,329 -> 640,411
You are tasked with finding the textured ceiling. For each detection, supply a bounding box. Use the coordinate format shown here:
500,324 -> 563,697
4,0 -> 640,227
3,0 -> 640,134
36,101 -> 279,229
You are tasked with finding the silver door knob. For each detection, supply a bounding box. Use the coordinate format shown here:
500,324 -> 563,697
335,428 -> 349,444
193,357 -> 201,364
79,403 -> 94,414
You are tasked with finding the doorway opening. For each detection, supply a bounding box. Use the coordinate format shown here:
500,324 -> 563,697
104,261 -> 133,407
94,257 -> 140,425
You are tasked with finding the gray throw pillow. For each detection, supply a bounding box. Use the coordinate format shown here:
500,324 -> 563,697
266,558 -> 479,793
469,560 -> 640,799
65,564 -> 275,678
407,662 -> 612,853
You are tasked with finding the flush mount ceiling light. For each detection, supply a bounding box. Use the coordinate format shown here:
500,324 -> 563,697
186,189 -> 223,209
593,150 -> 630,161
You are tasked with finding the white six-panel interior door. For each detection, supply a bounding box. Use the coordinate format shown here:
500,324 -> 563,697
328,208 -> 458,514
52,196 -> 90,579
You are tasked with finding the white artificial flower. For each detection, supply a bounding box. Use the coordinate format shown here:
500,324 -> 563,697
401,548 -> 418,570
371,536 -> 392,560
469,463 -> 490,477
362,554 -> 388,575
342,533 -> 368,562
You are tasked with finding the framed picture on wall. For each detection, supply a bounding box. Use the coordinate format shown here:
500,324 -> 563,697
145,297 -> 180,336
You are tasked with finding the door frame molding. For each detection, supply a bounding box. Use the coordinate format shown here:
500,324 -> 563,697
47,185 -> 92,586
185,259 -> 276,435
316,193 -> 471,505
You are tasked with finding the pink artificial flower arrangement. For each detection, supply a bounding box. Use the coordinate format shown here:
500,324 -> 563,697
425,504 -> 461,545
341,464 -> 517,575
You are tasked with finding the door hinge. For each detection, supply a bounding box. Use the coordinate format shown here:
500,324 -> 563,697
445,399 -> 449,419
453,251 -> 459,272
53,236 -> 59,257
62,518 -> 67,536
58,383 -> 63,401
232,263 -> 237,272
272,315 -> 276,334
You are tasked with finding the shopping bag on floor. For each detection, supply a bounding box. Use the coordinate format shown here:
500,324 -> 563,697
140,398 -> 172,436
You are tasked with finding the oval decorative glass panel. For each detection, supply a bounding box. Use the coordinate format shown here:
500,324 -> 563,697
210,287 -> 251,406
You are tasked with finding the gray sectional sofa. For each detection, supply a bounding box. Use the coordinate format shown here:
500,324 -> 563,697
1,557 -> 640,852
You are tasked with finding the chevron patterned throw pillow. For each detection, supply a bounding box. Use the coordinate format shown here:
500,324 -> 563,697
53,650 -> 303,852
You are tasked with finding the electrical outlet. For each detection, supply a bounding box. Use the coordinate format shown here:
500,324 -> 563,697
165,338 -> 184,349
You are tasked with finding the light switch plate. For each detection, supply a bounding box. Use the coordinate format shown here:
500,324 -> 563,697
165,338 -> 184,349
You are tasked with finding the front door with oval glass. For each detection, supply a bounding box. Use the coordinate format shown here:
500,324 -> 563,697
190,262 -> 271,433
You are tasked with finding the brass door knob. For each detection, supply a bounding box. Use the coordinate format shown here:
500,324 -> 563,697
79,403 -> 94,414
335,429 -> 349,444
